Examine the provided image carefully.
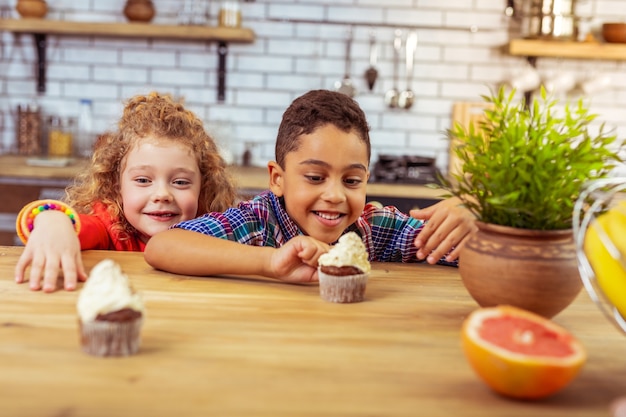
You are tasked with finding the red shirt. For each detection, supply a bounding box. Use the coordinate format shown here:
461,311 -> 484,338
77,202 -> 146,252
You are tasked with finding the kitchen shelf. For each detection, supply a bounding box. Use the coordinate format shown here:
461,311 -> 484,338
0,18 -> 256,100
508,38 -> 626,61
0,18 -> 255,42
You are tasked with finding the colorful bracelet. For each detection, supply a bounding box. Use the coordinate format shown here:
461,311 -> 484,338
16,199 -> 82,244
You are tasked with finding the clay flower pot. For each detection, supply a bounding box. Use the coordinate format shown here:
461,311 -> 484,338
16,0 -> 48,18
123,0 -> 155,23
459,222 -> 582,318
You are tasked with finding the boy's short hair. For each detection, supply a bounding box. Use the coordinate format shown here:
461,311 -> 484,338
275,89 -> 371,167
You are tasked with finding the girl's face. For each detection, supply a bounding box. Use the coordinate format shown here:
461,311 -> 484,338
269,124 -> 370,244
119,137 -> 201,242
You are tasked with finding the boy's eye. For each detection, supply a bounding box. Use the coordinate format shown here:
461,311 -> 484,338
305,175 -> 324,183
344,178 -> 363,186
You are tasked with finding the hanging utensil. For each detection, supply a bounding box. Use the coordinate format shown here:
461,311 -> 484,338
384,30 -> 402,108
364,30 -> 378,91
335,30 -> 356,98
398,31 -> 418,110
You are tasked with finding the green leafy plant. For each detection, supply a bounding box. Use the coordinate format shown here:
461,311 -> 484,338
441,86 -> 624,230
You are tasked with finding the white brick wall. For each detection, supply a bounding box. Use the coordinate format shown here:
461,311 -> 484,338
1,0 -> 626,170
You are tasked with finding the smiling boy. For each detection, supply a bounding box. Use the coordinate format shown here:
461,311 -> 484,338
144,90 -> 475,282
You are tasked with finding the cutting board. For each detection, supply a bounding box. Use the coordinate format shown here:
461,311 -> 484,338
448,102 -> 491,177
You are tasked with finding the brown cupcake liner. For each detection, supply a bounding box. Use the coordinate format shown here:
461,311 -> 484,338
318,271 -> 369,303
79,317 -> 143,357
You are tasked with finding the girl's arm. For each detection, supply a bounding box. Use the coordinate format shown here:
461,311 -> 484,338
144,228 -> 326,282
14,210 -> 87,292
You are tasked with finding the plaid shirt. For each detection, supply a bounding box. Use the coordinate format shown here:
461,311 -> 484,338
174,190 -> 457,266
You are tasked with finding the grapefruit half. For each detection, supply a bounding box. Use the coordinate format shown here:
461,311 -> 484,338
461,305 -> 586,400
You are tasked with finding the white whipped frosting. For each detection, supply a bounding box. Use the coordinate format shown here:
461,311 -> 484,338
318,232 -> 371,273
77,259 -> 144,322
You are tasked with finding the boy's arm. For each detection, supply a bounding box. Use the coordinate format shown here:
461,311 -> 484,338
144,229 -> 326,282
409,197 -> 477,264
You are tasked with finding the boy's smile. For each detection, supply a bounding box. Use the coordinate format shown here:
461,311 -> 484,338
269,124 -> 370,244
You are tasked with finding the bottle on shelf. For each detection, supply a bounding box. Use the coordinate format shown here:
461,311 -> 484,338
75,99 -> 95,158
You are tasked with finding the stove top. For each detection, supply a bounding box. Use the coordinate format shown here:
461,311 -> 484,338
370,155 -> 441,185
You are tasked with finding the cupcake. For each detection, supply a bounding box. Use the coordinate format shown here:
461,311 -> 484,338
77,259 -> 144,357
317,232 -> 371,303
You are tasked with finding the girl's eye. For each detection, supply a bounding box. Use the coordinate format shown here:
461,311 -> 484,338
173,179 -> 192,186
135,178 -> 151,184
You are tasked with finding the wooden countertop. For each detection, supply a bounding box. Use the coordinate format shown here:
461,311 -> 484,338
0,246 -> 625,416
0,155 -> 91,180
0,155 -> 447,200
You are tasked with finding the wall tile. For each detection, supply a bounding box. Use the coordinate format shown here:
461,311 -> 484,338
1,0 -> 626,172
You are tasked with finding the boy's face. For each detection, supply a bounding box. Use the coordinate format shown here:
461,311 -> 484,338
269,124 -> 370,244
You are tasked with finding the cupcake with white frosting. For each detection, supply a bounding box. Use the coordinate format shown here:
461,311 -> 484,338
317,232 -> 371,303
77,259 -> 144,357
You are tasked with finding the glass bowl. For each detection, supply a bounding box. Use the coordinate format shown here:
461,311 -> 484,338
573,177 -> 626,333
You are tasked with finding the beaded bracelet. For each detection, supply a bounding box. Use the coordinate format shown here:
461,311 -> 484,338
16,199 -> 82,244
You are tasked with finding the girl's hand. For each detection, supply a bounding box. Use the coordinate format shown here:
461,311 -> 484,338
268,235 -> 330,283
410,197 -> 477,264
612,397 -> 626,417
14,210 -> 87,292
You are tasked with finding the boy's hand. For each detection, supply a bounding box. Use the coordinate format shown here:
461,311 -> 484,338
269,236 -> 330,283
410,197 -> 477,264
14,210 -> 87,292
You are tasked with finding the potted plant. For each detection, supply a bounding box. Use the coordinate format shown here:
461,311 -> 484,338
441,86 -> 624,318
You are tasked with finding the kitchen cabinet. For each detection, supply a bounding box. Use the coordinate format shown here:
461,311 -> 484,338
0,18 -> 255,100
0,156 -> 89,245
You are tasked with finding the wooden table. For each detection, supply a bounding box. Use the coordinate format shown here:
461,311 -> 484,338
1,246 -> 624,417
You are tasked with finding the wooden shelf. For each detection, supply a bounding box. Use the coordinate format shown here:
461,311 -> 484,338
0,18 -> 255,43
0,18 -> 256,99
509,38 -> 626,61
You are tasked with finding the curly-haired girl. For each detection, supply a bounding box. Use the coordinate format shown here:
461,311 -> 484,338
15,92 -> 236,292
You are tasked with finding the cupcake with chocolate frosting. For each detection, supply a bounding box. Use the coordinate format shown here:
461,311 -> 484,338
77,259 -> 144,357
317,232 -> 371,303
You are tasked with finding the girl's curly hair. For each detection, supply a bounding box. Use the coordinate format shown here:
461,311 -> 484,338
65,92 -> 236,241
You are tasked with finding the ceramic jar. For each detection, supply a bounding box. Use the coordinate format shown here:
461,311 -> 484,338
15,0 -> 48,19
123,0 -> 156,23
459,221 -> 583,318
